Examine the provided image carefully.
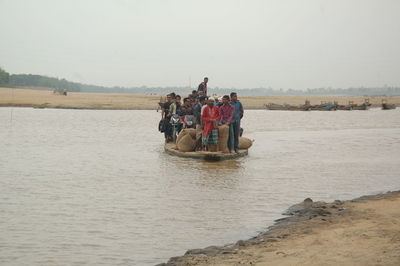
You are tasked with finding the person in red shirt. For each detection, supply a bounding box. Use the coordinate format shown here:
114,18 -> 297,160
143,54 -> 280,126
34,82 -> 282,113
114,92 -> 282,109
201,97 -> 221,152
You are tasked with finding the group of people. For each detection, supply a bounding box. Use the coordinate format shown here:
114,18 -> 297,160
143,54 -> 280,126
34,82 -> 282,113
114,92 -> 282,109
159,77 -> 244,153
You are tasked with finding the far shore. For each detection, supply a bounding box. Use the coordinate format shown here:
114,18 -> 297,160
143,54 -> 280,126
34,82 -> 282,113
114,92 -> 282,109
159,190 -> 400,266
1,87 -> 400,110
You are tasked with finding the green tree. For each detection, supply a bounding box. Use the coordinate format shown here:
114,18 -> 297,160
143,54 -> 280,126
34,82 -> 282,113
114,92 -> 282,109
0,67 -> 10,85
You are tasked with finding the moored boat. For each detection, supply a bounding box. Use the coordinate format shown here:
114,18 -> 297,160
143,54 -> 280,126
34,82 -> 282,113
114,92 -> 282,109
308,102 -> 337,111
382,99 -> 396,110
265,103 -> 310,111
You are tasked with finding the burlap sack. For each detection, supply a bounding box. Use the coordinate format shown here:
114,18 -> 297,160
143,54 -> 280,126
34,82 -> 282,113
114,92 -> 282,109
239,137 -> 253,149
218,125 -> 229,152
185,128 -> 196,139
176,130 -> 187,146
177,134 -> 196,152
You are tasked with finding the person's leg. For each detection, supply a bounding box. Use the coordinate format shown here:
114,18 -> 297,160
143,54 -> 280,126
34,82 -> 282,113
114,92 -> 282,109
233,121 -> 240,152
202,135 -> 208,151
165,121 -> 172,142
195,124 -> 202,151
228,123 -> 234,152
207,129 -> 218,152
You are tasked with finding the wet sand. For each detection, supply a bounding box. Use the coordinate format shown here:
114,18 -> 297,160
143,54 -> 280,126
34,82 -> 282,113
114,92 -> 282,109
160,191 -> 400,266
1,87 -> 399,110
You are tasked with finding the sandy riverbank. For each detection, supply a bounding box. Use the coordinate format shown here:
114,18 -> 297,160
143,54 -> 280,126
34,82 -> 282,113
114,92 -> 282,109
1,87 -> 399,110
159,191 -> 400,266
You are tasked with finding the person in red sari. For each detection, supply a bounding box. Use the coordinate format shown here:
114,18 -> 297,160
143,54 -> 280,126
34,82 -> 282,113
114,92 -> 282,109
201,98 -> 221,152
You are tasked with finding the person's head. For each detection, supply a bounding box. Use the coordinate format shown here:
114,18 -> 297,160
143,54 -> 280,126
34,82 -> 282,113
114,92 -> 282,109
170,92 -> 176,99
166,94 -> 172,103
222,95 -> 230,105
230,92 -> 237,102
199,96 -> 206,105
175,95 -> 181,103
183,97 -> 190,106
204,77 -> 208,84
207,97 -> 214,107
192,90 -> 198,96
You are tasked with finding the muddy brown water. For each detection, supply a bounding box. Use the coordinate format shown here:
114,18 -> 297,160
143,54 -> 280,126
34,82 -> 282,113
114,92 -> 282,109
1,107 -> 399,265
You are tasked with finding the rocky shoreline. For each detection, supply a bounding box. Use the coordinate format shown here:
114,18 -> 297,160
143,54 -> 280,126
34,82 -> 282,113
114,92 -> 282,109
158,190 -> 400,266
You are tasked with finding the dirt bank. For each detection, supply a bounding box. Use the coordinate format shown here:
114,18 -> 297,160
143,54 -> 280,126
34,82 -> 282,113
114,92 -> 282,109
1,87 -> 399,110
159,191 -> 400,266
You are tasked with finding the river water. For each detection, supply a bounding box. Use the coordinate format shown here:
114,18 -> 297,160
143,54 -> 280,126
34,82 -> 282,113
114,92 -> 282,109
1,107 -> 399,265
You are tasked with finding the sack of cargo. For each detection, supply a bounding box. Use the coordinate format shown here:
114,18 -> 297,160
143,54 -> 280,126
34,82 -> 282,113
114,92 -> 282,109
176,128 -> 196,147
176,130 -> 187,146
177,134 -> 196,152
239,137 -> 252,149
218,125 -> 229,152
184,128 -> 196,139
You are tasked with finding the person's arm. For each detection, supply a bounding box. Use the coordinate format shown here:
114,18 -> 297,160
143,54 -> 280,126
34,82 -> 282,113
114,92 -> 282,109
202,107 -> 210,122
215,106 -> 221,121
240,102 -> 244,119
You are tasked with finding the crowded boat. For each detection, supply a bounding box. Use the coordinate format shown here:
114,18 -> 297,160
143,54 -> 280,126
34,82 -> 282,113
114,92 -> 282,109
158,77 -> 252,156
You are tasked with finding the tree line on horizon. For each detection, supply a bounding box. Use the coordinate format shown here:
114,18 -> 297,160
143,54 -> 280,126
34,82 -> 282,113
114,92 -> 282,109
1,67 -> 399,96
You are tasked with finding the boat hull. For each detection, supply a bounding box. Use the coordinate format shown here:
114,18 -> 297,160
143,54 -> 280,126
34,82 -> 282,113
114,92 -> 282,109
382,104 -> 396,110
164,143 -> 248,161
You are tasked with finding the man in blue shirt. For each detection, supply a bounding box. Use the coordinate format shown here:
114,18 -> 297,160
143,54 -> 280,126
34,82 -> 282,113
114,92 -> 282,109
230,92 -> 244,153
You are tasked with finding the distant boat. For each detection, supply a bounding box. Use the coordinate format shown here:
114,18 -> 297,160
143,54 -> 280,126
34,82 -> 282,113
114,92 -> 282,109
382,99 -> 396,110
265,103 -> 310,111
350,99 -> 371,110
308,101 -> 337,111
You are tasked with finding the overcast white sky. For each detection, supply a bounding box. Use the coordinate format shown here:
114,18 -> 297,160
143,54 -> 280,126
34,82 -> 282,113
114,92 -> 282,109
0,0 -> 399,89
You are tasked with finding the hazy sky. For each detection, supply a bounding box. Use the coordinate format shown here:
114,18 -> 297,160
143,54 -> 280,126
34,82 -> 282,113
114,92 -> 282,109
0,0 -> 399,89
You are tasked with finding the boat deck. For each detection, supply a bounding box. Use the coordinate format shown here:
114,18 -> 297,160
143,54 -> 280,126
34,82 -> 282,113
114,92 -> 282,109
164,143 -> 248,161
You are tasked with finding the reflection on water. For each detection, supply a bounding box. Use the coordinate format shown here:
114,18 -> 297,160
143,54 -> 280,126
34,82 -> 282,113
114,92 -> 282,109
0,108 -> 399,265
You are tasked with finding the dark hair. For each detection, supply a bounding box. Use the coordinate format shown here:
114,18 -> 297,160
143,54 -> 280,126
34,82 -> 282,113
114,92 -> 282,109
199,96 -> 206,101
175,95 -> 181,99
223,95 -> 230,100
192,90 -> 197,94
170,92 -> 176,98
204,77 -> 208,80
230,92 -> 237,97
183,97 -> 190,103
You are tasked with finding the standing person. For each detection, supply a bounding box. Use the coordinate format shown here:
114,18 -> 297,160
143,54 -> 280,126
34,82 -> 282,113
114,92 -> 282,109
201,98 -> 221,152
230,92 -> 244,153
193,96 -> 207,150
161,94 -> 173,142
189,90 -> 199,103
193,96 -> 207,127
180,97 -> 194,116
169,95 -> 183,134
219,95 -> 234,153
197,77 -> 208,96
169,95 -> 182,115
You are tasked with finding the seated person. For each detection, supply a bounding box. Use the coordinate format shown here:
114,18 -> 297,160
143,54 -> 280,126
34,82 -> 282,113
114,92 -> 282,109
201,98 -> 221,152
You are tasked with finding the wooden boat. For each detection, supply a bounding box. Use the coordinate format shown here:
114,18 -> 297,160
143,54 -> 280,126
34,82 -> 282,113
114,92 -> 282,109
350,99 -> 371,110
382,100 -> 396,110
164,143 -> 248,161
265,103 -> 310,111
336,101 -> 353,110
308,102 -> 337,111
